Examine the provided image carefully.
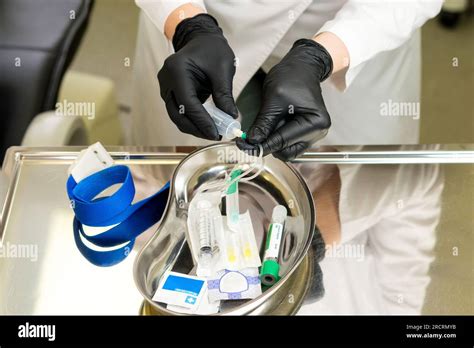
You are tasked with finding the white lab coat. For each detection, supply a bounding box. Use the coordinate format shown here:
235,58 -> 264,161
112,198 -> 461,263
296,145 -> 444,314
131,1 -> 444,314
132,0 -> 442,146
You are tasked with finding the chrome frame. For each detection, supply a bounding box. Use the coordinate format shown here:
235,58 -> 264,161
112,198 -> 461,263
1,145 -> 473,243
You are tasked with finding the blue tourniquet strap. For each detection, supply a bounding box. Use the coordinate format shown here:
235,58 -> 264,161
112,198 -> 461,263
66,165 -> 170,267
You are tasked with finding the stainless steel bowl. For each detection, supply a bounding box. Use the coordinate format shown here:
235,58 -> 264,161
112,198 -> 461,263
134,143 -> 318,315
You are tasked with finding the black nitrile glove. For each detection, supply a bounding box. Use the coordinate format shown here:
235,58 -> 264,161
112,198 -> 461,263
158,14 -> 237,140
237,39 -> 333,161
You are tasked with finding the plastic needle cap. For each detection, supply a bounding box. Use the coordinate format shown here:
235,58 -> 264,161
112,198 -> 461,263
203,101 -> 244,139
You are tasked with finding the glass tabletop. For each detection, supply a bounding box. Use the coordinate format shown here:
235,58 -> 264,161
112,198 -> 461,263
0,144 -> 472,315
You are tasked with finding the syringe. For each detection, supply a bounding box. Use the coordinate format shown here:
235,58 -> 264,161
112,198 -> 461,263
225,169 -> 241,266
196,200 -> 216,276
203,101 -> 246,139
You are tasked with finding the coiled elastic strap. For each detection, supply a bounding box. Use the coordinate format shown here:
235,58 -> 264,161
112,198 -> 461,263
66,165 -> 170,267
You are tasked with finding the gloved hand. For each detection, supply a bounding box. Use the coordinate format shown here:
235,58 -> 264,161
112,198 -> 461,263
158,14 -> 237,140
237,39 -> 333,161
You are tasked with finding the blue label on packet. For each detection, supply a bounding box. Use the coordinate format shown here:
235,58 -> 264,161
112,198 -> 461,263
162,274 -> 205,296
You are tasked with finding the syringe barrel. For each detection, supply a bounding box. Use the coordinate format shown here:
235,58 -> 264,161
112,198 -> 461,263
203,101 -> 241,138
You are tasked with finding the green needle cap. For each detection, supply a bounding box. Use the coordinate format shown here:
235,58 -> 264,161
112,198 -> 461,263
227,169 -> 242,194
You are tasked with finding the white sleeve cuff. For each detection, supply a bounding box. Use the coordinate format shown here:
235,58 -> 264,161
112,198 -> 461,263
135,0 -> 207,34
317,23 -> 368,90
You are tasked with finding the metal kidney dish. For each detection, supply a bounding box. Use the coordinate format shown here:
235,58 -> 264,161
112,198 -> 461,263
134,143 -> 322,315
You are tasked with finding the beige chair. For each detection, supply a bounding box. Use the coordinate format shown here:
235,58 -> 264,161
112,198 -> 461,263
22,70 -> 122,147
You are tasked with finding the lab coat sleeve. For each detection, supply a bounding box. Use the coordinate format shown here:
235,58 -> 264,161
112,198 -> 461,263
317,0 -> 443,89
135,0 -> 207,34
366,163 -> 444,314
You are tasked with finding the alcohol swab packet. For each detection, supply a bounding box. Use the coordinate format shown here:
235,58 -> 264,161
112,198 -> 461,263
167,287 -> 220,315
153,271 -> 207,310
